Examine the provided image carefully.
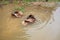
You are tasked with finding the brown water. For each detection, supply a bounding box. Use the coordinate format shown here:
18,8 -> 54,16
0,3 -> 55,40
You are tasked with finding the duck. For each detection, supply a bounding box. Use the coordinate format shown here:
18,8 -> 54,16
22,15 -> 36,26
12,11 -> 23,18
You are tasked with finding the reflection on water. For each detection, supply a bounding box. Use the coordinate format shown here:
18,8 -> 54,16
0,3 -> 55,40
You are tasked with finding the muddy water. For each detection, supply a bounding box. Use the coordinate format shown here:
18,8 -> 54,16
27,6 -> 60,40
0,4 -> 28,40
0,3 -> 54,40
